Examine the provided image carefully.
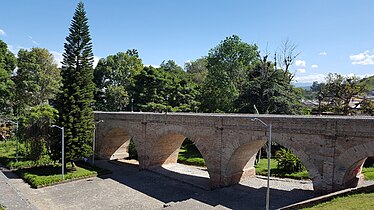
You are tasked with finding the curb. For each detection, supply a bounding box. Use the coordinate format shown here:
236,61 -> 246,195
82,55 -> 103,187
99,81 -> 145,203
278,184 -> 374,209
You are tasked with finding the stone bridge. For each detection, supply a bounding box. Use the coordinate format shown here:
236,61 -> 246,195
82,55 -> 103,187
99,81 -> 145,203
94,112 -> 374,193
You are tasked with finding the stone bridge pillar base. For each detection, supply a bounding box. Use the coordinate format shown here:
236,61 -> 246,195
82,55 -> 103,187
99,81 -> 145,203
220,167 -> 256,187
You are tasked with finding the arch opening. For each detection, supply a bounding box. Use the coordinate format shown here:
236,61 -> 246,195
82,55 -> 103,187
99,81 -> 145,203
223,135 -> 318,191
222,139 -> 265,186
148,133 -> 214,190
97,128 -> 136,161
335,141 -> 374,190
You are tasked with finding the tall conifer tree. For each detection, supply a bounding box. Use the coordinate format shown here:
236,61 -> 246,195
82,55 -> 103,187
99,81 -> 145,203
56,2 -> 95,167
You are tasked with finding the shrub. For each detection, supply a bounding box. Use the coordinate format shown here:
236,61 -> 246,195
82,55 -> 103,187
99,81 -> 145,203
275,148 -> 305,174
128,138 -> 138,159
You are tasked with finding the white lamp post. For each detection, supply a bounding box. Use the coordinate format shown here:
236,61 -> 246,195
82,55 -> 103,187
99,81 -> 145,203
251,118 -> 272,210
131,98 -> 134,112
92,120 -> 104,166
51,125 -> 64,180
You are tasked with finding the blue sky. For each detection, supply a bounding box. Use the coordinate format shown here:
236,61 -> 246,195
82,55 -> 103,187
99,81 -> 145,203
1,0 -> 374,84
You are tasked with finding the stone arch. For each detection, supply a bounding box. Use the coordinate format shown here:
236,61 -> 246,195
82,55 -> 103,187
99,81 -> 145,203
221,136 -> 266,186
268,134 -> 321,190
97,127 -> 138,160
147,124 -> 219,187
334,141 -> 374,189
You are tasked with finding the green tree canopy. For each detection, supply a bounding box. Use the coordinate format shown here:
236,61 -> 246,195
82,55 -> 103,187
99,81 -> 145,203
24,104 -> 58,161
93,50 -> 142,111
185,57 -> 208,85
0,40 -> 16,115
321,73 -> 368,115
237,55 -> 302,114
56,1 -> 95,166
14,48 -> 61,113
131,65 -> 200,112
201,35 -> 259,112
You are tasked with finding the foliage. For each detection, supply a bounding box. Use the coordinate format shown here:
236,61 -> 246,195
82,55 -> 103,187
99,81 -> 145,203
0,140 -> 53,170
304,193 -> 374,210
185,57 -> 208,84
24,104 -> 58,161
94,50 -> 142,111
14,47 -> 61,114
55,2 -> 95,165
16,162 -> 98,188
160,60 -> 183,72
360,75 -> 374,91
128,138 -> 137,159
362,167 -> 374,180
315,73 -> 369,115
131,66 -> 166,111
0,40 -> 16,116
178,139 -> 205,166
131,65 -> 200,112
201,35 -> 258,112
255,158 -> 309,179
324,73 -> 367,115
237,55 -> 302,114
275,148 -> 305,173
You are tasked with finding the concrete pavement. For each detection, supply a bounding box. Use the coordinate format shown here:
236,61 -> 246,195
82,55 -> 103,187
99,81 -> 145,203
0,165 -> 35,210
2,160 -> 319,210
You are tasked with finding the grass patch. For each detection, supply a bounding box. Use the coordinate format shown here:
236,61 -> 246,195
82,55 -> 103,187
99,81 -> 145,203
0,204 -> 4,210
177,140 -> 206,167
16,162 -> 102,188
0,140 -> 53,170
1,141 -> 109,188
304,192 -> 374,209
255,158 -> 310,179
362,167 -> 374,180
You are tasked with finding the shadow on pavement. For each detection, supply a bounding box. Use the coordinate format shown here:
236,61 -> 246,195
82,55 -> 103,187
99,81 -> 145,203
97,160 -> 316,210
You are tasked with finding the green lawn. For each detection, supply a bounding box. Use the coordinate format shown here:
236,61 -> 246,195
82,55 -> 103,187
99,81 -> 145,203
0,140 -> 53,170
16,163 -> 99,188
0,140 -> 108,188
177,140 -> 206,166
304,193 -> 374,210
255,158 -> 310,179
178,148 -> 206,166
362,167 -> 374,180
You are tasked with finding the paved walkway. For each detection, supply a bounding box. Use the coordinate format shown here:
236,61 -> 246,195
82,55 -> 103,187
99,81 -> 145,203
0,166 -> 35,210
2,160 -> 321,210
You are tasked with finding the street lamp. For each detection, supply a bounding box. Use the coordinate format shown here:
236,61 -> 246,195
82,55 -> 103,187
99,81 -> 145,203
166,95 -> 169,113
51,125 -> 64,180
251,118 -> 272,210
92,120 -> 104,166
7,120 -> 19,162
131,98 -> 134,112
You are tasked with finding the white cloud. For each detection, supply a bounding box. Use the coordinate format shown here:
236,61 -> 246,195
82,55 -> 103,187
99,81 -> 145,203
144,64 -> 160,68
294,74 -> 326,83
28,35 -> 40,46
93,56 -> 100,68
350,50 -> 374,65
311,64 -> 318,68
51,51 -> 63,67
297,68 -> 306,73
319,51 -> 327,56
294,73 -> 374,84
294,60 -> 306,73
0,29 -> 6,36
295,60 -> 306,67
